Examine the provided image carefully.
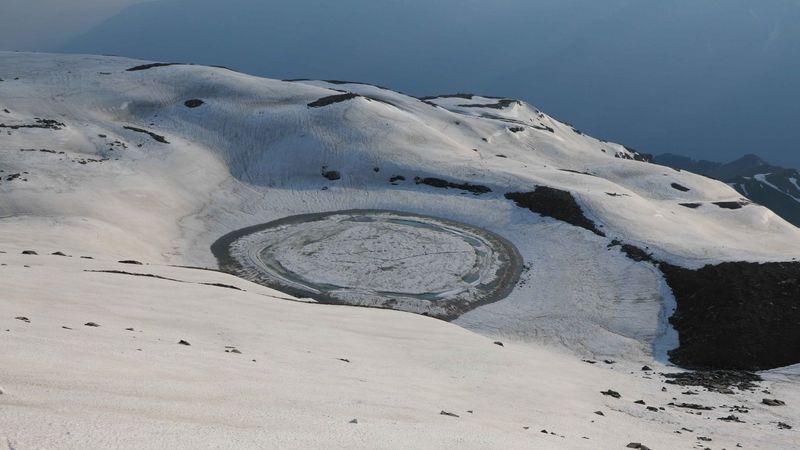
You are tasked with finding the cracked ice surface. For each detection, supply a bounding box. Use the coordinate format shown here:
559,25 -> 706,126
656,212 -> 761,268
227,211 -> 521,318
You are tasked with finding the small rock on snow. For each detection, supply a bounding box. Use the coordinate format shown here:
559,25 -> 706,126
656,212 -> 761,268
626,443 -> 650,450
601,390 -> 621,399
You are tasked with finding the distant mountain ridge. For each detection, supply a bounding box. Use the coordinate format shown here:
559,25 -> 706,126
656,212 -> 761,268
655,153 -> 800,226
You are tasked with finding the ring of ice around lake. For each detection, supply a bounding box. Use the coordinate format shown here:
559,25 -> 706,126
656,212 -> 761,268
213,211 -> 522,319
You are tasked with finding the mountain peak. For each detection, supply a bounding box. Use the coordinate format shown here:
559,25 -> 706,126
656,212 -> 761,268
733,153 -> 770,166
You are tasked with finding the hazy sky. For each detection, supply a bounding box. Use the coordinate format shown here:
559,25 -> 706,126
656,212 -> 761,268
0,0 -> 150,49
3,0 -> 799,167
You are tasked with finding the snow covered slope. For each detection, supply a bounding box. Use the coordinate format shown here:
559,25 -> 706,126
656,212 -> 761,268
2,251 -> 797,449
1,52 -> 799,447
2,52 -> 800,363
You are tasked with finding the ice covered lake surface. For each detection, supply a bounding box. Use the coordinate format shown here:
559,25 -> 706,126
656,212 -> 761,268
212,210 -> 522,319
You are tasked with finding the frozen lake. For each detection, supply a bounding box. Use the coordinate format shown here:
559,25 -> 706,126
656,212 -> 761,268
212,210 -> 522,319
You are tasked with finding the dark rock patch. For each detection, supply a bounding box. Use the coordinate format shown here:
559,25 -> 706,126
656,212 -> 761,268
457,99 -> 518,109
14,316 -> 30,323
322,79 -> 391,90
0,118 -> 65,130
123,126 -> 169,144
308,93 -> 360,108
322,169 -> 341,181
84,322 -> 100,327
662,371 -> 761,393
600,390 -> 621,399
661,261 -> 800,370
493,341 -> 504,347
608,240 -> 655,263
178,340 -> 191,346
439,410 -> 460,418
778,422 -> 792,429
184,99 -> 205,108
51,251 -> 68,256
419,93 -> 475,101
622,145 -> 653,163
118,260 -> 143,265
559,169 -> 594,176
668,402 -> 713,411
762,398 -> 786,406
415,177 -> 491,195
718,415 -> 745,423
626,444 -> 651,450
126,62 -> 180,72
21,250 -> 38,255
713,201 -> 749,210
508,127 -> 524,133
389,175 -> 405,183
671,183 -> 691,192
662,370 -> 762,394
532,124 -> 555,133
200,282 -> 243,291
506,187 -> 605,237
680,203 -> 702,209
